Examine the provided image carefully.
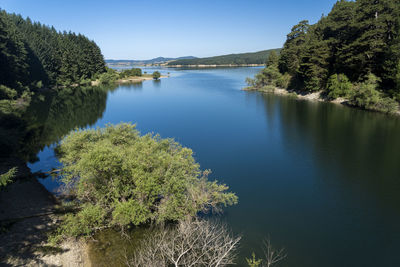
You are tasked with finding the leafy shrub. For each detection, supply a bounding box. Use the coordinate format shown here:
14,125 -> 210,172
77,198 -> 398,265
55,123 -> 237,238
99,68 -> 119,84
79,76 -> 92,86
260,85 -> 276,93
119,68 -> 142,78
373,97 -> 399,114
303,76 -> 321,92
252,65 -> 283,88
0,85 -> 17,100
327,74 -> 352,99
349,74 -> 381,107
0,167 -> 17,188
245,77 -> 257,87
276,73 -> 292,89
246,253 -> 262,267
152,71 -> 161,80
349,74 -> 399,114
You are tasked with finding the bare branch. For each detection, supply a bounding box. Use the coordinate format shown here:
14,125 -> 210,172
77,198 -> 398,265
263,237 -> 287,267
124,219 -> 240,266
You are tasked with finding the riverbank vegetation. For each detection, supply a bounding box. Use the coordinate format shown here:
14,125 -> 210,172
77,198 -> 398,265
0,9 -> 106,116
0,167 -> 16,188
247,0 -> 400,114
50,123 -> 237,241
95,67 -> 165,85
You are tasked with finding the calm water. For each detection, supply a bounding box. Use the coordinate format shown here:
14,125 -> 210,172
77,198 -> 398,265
27,67 -> 400,266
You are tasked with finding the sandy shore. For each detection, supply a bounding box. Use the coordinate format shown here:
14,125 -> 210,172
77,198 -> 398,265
0,160 -> 89,266
116,75 -> 167,84
91,75 -> 168,86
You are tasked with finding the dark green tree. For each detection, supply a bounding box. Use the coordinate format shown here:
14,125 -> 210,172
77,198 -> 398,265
153,71 -> 161,80
266,50 -> 279,67
278,20 -> 310,76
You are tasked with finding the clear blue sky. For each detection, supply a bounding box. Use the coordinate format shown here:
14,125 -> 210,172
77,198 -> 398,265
0,0 -> 338,59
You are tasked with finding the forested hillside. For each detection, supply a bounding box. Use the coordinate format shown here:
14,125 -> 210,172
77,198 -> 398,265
167,49 -> 281,66
106,56 -> 197,66
250,0 -> 400,114
0,9 -> 105,113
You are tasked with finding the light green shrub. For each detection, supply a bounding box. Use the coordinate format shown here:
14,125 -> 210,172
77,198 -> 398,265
327,74 -> 353,99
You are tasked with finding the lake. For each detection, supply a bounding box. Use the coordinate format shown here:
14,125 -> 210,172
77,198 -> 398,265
27,67 -> 400,266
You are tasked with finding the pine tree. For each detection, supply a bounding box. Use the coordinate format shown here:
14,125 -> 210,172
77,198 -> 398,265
278,20 -> 310,76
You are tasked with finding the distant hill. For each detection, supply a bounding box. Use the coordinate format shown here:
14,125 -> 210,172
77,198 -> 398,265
167,49 -> 281,66
106,56 -> 197,66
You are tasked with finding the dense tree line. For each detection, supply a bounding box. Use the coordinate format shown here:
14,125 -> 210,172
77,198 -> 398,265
0,9 -> 105,105
167,49 -> 281,66
251,0 -> 400,114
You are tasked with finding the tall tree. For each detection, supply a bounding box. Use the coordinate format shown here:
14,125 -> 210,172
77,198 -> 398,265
278,20 -> 310,76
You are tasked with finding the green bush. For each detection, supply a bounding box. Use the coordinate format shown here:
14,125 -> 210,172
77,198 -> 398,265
246,252 -> 262,267
79,76 -> 92,86
254,65 -> 282,87
50,204 -> 106,243
304,76 -> 321,92
327,74 -> 352,99
152,71 -> 161,80
0,85 -> 17,100
276,73 -> 292,89
0,167 -> 17,188
99,68 -> 119,84
349,74 -> 381,107
119,68 -> 142,79
349,74 -> 399,114
245,77 -> 257,88
55,123 -> 237,238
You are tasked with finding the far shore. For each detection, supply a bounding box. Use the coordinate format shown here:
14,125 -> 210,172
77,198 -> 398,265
244,86 -> 400,116
166,64 -> 264,68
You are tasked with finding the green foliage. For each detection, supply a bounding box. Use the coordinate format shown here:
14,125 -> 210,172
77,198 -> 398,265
276,73 -> 292,89
246,252 -> 262,267
278,20 -> 310,75
168,49 -> 281,66
245,77 -> 257,87
99,68 -> 119,84
298,22 -> 331,91
251,0 -> 400,109
327,74 -> 353,99
118,68 -> 142,79
252,65 -> 292,90
0,8 -> 106,105
152,71 -> 161,80
396,60 -> 400,92
55,123 -> 237,238
51,204 -> 106,242
0,85 -> 17,100
266,50 -> 279,67
349,74 -> 399,113
0,167 -> 17,188
257,66 -> 282,86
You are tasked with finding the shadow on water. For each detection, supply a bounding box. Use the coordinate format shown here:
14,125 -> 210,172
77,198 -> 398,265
0,85 -> 116,165
243,93 -> 400,267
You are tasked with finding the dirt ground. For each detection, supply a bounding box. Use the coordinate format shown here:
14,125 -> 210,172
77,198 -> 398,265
0,161 -> 89,266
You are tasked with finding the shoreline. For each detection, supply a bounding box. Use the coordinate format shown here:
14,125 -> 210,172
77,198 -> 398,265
244,86 -> 400,116
0,160 -> 89,266
91,75 -> 168,86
